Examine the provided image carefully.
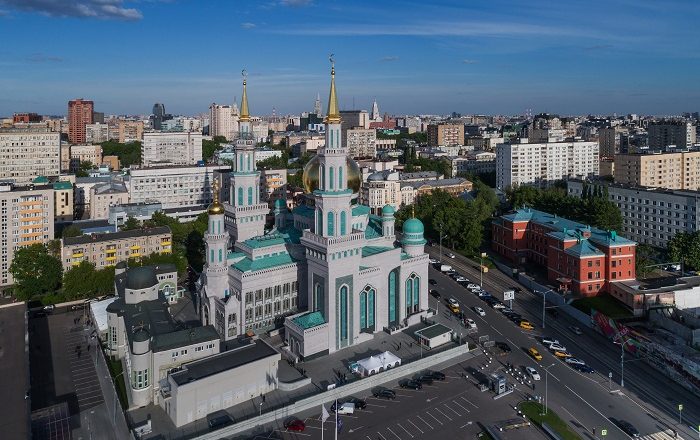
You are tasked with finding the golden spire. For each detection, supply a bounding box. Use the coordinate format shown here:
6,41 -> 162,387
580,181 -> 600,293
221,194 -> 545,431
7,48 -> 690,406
208,179 -> 224,215
239,69 -> 250,122
411,205 -> 415,218
325,54 -> 341,123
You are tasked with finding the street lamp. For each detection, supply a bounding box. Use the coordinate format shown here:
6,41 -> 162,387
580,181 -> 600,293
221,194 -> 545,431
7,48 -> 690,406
535,288 -> 556,330
613,333 -> 633,388
540,363 -> 557,416
438,223 -> 448,263
480,252 -> 487,286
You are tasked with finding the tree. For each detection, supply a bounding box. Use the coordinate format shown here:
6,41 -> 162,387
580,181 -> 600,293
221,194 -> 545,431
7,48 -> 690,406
121,216 -> 141,231
9,244 -> 62,300
47,239 -> 61,258
635,244 -> 656,279
63,262 -> 115,300
129,252 -> 187,276
288,170 -> 304,188
667,232 -> 700,270
62,224 -> 83,239
100,140 -> 142,167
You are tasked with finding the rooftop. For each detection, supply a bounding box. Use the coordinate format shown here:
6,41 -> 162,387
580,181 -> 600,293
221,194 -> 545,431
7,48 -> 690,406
232,253 -> 296,273
401,177 -> 470,190
365,215 -> 383,240
63,226 -> 171,246
292,311 -> 326,329
362,245 -> 394,258
415,323 -> 452,339
170,340 -> 279,386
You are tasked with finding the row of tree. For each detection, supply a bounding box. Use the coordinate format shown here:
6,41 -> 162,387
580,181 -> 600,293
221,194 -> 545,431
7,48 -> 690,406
100,140 -> 142,167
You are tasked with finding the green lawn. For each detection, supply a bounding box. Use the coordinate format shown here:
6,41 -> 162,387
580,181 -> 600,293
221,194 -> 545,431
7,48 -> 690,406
106,357 -> 128,410
519,401 -> 582,440
570,295 -> 632,319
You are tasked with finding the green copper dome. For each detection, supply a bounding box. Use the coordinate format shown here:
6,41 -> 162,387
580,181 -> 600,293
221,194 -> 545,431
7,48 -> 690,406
381,204 -> 395,216
402,217 -> 426,246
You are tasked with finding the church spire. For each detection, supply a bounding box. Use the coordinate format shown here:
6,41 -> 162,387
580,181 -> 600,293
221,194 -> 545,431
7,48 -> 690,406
325,55 -> 341,123
240,69 -> 250,122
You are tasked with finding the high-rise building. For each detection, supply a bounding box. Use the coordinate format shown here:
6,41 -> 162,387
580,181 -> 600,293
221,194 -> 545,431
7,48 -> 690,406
598,127 -> 626,159
85,122 -> 111,144
0,128 -> 61,183
614,151 -> 700,190
128,165 -> 228,209
142,131 -> 203,167
152,103 -> 166,130
209,103 -> 238,140
345,127 -> 377,158
117,120 -> 144,143
496,139 -> 599,189
68,98 -> 94,143
0,182 -> 55,292
648,121 -> 696,149
370,99 -> 381,122
427,123 -> 465,147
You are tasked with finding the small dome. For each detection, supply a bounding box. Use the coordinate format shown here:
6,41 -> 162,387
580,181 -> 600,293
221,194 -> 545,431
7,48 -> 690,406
133,327 -> 150,342
382,204 -> 395,216
403,218 -> 424,234
302,154 -> 361,194
208,201 -> 225,215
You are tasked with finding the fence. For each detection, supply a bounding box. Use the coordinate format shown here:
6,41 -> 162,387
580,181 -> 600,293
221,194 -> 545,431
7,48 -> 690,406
192,343 -> 478,439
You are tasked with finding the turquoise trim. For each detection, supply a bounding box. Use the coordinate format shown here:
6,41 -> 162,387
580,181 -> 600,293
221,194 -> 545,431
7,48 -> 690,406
243,235 -> 285,249
232,253 -> 294,272
313,189 -> 353,196
351,205 -> 371,216
292,311 -> 325,329
361,246 -> 393,257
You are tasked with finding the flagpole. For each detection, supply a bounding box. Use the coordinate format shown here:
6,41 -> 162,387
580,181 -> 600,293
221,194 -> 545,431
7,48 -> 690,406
335,398 -> 338,440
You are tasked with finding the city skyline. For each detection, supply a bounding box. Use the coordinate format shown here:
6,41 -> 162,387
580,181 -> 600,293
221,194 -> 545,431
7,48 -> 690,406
1,0 -> 699,116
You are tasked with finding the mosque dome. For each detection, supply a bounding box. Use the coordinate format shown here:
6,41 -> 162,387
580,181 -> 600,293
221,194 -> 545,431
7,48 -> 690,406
382,204 -> 395,216
302,155 -> 361,194
403,218 -> 424,235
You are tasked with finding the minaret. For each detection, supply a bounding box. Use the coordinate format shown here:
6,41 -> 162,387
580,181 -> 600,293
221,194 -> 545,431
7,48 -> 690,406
313,93 -> 321,115
202,180 -> 229,323
371,98 -> 381,122
223,71 -> 269,243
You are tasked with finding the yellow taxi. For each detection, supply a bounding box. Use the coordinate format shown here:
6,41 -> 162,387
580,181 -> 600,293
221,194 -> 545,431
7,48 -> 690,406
448,304 -> 460,314
528,347 -> 543,361
553,350 -> 572,359
519,320 -> 534,330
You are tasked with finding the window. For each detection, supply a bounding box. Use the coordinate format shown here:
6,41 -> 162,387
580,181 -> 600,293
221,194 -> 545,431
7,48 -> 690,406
327,212 -> 334,236
587,272 -> 593,280
340,211 -> 347,235
238,187 -> 243,205
587,261 -> 592,267
248,187 -> 253,205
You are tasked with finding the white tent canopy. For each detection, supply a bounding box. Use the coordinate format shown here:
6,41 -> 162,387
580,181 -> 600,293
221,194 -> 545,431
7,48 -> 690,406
90,297 -> 117,338
356,351 -> 401,377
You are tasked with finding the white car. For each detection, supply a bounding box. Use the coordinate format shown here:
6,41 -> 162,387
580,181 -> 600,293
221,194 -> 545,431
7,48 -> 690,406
337,402 -> 355,415
474,306 -> 486,317
467,283 -> 480,290
429,258 -> 439,264
565,357 -> 586,366
492,302 -> 506,310
446,252 -> 456,259
455,276 -> 467,282
541,337 -> 560,346
548,343 -> 567,352
464,318 -> 477,329
526,367 -> 541,380
447,298 -> 459,307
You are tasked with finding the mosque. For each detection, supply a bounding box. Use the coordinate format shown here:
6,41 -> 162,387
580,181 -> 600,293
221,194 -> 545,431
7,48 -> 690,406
198,62 -> 430,360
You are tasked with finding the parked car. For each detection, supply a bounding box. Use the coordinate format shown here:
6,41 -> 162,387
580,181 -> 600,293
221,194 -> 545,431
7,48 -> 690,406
548,343 -> 567,352
399,379 -> 422,390
455,276 -> 467,282
427,370 -> 446,381
446,252 -> 456,259
467,283 -> 480,290
564,357 -> 586,366
572,364 -> 596,373
495,341 -> 511,353
553,350 -> 572,359
416,375 -> 434,385
529,347 -> 543,361
492,302 -> 506,310
569,325 -> 583,335
519,321 -> 534,330
464,318 -> 477,329
430,289 -> 441,299
207,412 -> 233,431
541,337 -> 560,346
337,402 -> 355,415
614,419 -> 640,438
474,306 -> 486,316
346,397 -> 367,409
526,367 -> 541,380
284,419 -> 306,432
429,279 -> 437,285
429,258 -> 439,264
43,304 -> 55,312
447,297 -> 459,307
373,389 -> 396,399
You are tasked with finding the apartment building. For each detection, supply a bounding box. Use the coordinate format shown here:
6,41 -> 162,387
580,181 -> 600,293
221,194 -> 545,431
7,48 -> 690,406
0,182 -> 55,291
60,226 -> 172,270
53,181 -> 74,222
128,165 -> 228,209
68,99 -> 94,143
568,179 -> 700,248
492,208 -> 636,296
60,144 -> 103,172
427,123 -> 465,147
450,151 -> 496,176
90,181 -> 129,220
648,121 -> 696,149
261,169 -> 287,201
85,122 -> 111,144
117,120 -> 144,143
598,127 -> 627,158
496,139 -> 599,189
345,127 -> 377,158
614,151 -> 700,190
209,103 -> 238,140
0,127 -> 61,184
142,132 -> 203,167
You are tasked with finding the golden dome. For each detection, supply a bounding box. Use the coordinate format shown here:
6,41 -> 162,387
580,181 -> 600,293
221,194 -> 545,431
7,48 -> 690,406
302,155 -> 361,194
208,180 -> 225,215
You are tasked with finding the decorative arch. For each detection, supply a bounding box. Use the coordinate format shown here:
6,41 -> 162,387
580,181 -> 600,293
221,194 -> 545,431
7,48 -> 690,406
329,166 -> 335,190
340,211 -> 347,235
247,187 -> 253,205
388,268 -> 399,326
313,283 -> 324,313
359,284 -> 376,331
327,211 -> 335,236
339,285 -> 349,341
237,187 -> 243,205
338,166 -> 343,190
406,272 -> 420,315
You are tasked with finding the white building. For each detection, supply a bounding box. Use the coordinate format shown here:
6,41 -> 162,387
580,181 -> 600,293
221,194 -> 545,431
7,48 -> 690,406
128,165 -> 228,209
0,127 -> 61,184
90,181 -> 130,220
345,128 -> 377,158
496,139 -> 599,189
255,148 -> 283,163
86,122 -> 111,144
209,104 -> 238,141
567,179 -> 700,248
142,131 -> 203,167
450,151 -> 496,176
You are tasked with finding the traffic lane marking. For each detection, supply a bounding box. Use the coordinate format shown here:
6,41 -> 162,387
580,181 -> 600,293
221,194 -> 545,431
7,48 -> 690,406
563,384 -> 629,438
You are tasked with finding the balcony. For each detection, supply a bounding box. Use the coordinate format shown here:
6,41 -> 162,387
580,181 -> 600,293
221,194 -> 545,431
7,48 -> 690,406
105,255 -> 117,261
160,241 -> 171,246
72,252 -> 84,258
129,244 -> 141,250
130,252 -> 141,258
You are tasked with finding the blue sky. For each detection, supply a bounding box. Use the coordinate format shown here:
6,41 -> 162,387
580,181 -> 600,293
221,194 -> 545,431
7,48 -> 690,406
1,0 -> 699,117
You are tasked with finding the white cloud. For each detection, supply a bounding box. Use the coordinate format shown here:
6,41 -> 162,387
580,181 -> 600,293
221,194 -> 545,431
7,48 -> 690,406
240,22 -> 256,29
380,56 -> 399,62
0,0 -> 143,20
280,0 -> 312,6
462,59 -> 478,64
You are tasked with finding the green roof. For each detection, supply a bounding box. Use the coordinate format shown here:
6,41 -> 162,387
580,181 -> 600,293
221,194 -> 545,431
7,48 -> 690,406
32,175 -> 49,184
401,253 -> 412,260
565,241 -> 605,258
351,204 -> 371,216
232,253 -> 295,273
244,235 -> 286,249
292,311 -> 325,329
53,181 -> 73,190
365,215 -> 383,239
277,226 -> 302,245
293,204 -> 315,218
382,204 -> 395,215
227,251 -> 246,260
362,245 -> 393,258
403,218 -> 424,234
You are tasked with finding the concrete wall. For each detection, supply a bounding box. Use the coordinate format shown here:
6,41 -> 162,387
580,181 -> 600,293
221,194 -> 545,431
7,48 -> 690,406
649,309 -> 700,347
192,342 -> 476,439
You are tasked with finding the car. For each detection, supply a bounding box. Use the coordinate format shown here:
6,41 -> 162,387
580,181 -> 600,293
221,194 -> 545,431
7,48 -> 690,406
495,341 -> 511,353
430,289 -> 441,299
464,318 -> 477,329
512,286 -> 523,293
614,419 -> 640,438
505,313 -> 522,321
447,298 -> 459,306
525,367 -> 541,380
346,397 -> 367,409
207,412 -> 234,431
337,402 -> 355,415
373,389 -> 396,399
427,370 -> 446,381
473,306 -> 486,316
416,375 -> 434,385
528,348 -> 543,361
519,321 -> 534,330
399,379 -> 422,390
429,258 -> 439,264
572,364 -> 595,374
553,350 -> 572,359
548,343 -> 567,352
455,276 -> 467,283
477,291 -> 492,298
492,302 -> 506,310
284,419 -> 306,432
565,357 -> 586,366
446,252 -> 456,259
43,304 -> 55,312
429,279 -> 437,285
467,283 -> 480,290
569,325 -> 583,335
449,304 -> 460,314
540,337 -> 560,346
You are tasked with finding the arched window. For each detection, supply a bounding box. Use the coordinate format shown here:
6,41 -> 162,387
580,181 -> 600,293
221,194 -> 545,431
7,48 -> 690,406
321,165 -> 325,190
239,154 -> 243,171
340,211 -> 347,235
218,248 -> 223,262
247,153 -> 251,171
338,166 -> 343,189
209,249 -> 214,263
237,187 -> 243,205
388,270 -> 397,325
413,276 -> 420,312
405,278 -> 413,316
359,290 -> 366,329
314,283 -> 323,314
247,187 -> 253,205
327,211 -> 334,236
339,286 -> 348,341
317,211 -> 323,235
329,166 -> 335,190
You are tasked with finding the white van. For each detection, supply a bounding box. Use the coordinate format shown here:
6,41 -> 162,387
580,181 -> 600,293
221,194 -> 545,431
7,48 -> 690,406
337,402 -> 355,415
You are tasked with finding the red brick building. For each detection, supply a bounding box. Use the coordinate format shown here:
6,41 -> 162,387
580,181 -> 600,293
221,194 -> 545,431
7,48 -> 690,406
492,208 -> 636,297
13,112 -> 42,123
68,98 -> 94,143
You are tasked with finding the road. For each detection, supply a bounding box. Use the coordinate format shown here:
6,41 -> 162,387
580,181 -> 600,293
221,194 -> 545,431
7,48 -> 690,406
429,247 -> 699,439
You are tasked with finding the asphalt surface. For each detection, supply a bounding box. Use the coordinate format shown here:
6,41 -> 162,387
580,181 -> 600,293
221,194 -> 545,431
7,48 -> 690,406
424,248 -> 697,439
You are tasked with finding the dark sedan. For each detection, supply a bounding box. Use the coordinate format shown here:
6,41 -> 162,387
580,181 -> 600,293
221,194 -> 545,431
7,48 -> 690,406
373,389 -> 396,399
614,419 -> 640,437
399,379 -> 422,390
